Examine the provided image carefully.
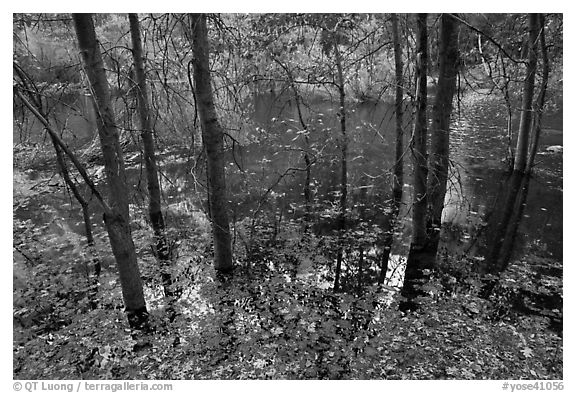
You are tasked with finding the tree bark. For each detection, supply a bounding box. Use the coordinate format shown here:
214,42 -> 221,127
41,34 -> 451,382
333,32 -> 347,292
190,14 -> 234,273
402,13 -> 429,309
378,13 -> 405,285
73,13 -> 148,329
391,13 -> 404,205
334,43 -> 348,230
513,13 -> 539,173
500,56 -> 515,169
409,13 -> 429,248
426,13 -> 460,250
484,172 -> 528,274
128,13 -> 174,297
526,14 -> 549,173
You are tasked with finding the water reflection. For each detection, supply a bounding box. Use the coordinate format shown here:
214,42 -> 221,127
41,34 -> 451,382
445,101 -> 562,263
15,91 -> 563,284
246,93 -> 563,268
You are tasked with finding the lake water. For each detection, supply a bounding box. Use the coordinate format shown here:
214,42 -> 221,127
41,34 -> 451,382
14,90 -> 563,287
237,92 -> 563,266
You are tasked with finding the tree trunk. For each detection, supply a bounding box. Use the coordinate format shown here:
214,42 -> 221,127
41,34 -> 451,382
493,174 -> 531,273
53,142 -> 101,307
378,13 -> 405,285
190,14 -> 234,273
391,13 -> 404,205
426,13 -> 460,251
333,36 -> 347,292
526,14 -> 549,173
479,172 -> 531,300
52,140 -> 101,278
272,57 -> 313,227
73,13 -> 148,329
513,13 -> 539,173
128,13 -> 174,297
13,70 -> 102,278
409,13 -> 429,249
16,82 -> 102,305
334,43 -> 348,230
334,251 -> 343,292
496,52 -> 514,168
484,172 -> 528,274
357,248 -> 364,295
401,13 -> 429,309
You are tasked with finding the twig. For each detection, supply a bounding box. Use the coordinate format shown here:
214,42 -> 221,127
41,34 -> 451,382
14,88 -> 113,217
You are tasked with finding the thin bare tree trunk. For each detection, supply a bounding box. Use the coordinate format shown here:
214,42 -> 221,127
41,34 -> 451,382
477,34 -> 492,77
73,13 -> 148,329
427,13 -> 460,247
391,13 -> 404,205
333,37 -> 347,292
128,13 -> 174,297
52,141 -> 101,276
190,14 -> 234,273
409,14 -> 429,248
513,13 -> 539,173
13,67 -> 102,279
335,44 -> 348,230
402,13 -> 429,310
484,171 -> 527,273
379,13 -> 405,285
15,84 -> 101,307
51,140 -> 101,309
498,56 -> 515,168
15,89 -> 108,210
271,57 -> 314,226
527,14 -> 549,173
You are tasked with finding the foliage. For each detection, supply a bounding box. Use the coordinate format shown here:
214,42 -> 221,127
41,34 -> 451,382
14,209 -> 562,379
13,12 -> 563,380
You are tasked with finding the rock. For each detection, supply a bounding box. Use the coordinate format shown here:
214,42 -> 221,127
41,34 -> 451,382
545,145 -> 563,153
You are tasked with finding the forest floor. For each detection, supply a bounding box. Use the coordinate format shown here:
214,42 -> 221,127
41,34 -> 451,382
13,252 -> 563,379
13,143 -> 563,380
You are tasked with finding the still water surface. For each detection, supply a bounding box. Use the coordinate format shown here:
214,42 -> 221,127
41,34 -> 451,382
15,92 -> 563,271
241,93 -> 562,266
